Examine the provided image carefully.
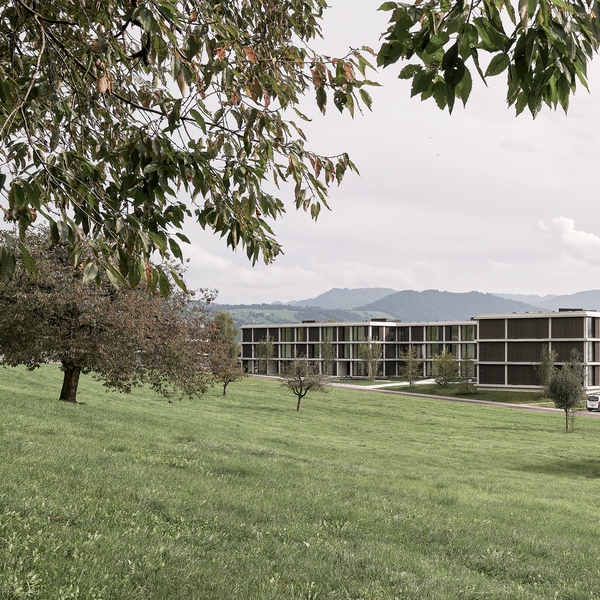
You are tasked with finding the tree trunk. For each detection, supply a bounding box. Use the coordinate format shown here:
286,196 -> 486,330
565,410 -> 569,431
296,392 -> 305,411
60,365 -> 81,403
223,383 -> 228,396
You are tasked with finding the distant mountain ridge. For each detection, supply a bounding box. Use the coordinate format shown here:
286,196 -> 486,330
355,290 -> 544,322
213,288 -> 600,329
288,287 -> 398,310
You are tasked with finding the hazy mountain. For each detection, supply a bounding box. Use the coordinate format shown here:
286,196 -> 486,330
287,287 -> 398,310
532,290 -> 600,312
494,293 -> 557,305
355,290 -> 545,322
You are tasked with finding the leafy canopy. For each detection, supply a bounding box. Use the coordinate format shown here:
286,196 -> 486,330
377,0 -> 600,116
0,0 -> 376,293
0,230 -> 216,403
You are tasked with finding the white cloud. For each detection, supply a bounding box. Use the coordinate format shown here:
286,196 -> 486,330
537,217 -> 600,266
486,260 -> 514,271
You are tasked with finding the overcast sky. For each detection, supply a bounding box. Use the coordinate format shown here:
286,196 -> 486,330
182,1 -> 600,304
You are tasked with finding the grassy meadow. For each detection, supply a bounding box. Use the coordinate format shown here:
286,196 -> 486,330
2,366 -> 600,599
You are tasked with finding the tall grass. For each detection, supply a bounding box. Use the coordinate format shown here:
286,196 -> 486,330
1,365 -> 600,599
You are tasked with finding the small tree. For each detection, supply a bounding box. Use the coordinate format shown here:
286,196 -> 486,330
282,354 -> 329,411
321,338 -> 337,376
548,349 -> 585,431
211,312 -> 246,396
432,348 -> 459,386
357,336 -> 383,380
459,356 -> 476,393
535,344 -> 558,399
398,345 -> 423,385
255,336 -> 275,374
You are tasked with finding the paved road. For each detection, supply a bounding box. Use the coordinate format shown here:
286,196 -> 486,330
252,375 -> 600,417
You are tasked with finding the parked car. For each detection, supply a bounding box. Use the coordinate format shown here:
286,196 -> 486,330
586,395 -> 600,411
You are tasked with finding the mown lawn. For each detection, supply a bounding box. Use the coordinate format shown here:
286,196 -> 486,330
1,366 -> 600,599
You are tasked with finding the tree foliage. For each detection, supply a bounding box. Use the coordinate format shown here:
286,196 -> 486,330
255,335 -> 275,374
321,337 -> 337,375
0,0 -> 376,291
210,311 -> 245,395
432,348 -> 458,386
281,354 -> 329,411
357,336 -> 383,380
548,349 -> 584,430
398,345 -> 423,385
0,230 -> 215,403
535,344 -> 558,398
377,0 -> 599,117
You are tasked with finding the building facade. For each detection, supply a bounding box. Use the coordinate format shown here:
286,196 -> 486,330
240,309 -> 600,393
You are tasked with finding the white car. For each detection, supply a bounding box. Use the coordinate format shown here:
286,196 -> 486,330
586,395 -> 600,411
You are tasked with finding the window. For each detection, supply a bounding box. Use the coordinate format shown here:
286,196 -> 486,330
354,362 -> 365,376
461,344 -> 476,359
311,344 -> 320,359
296,328 -> 306,342
450,325 -> 459,341
588,365 -> 596,386
461,325 -> 476,341
281,344 -> 292,358
282,328 -> 293,342
588,318 -> 594,338
426,344 -> 441,358
426,326 -> 440,341
353,326 -> 366,341
323,327 -> 334,342
339,344 -> 350,359
588,342 -> 595,362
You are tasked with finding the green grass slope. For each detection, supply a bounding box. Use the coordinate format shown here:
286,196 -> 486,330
2,366 -> 600,599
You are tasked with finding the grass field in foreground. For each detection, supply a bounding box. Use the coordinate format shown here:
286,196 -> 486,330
2,366 -> 600,599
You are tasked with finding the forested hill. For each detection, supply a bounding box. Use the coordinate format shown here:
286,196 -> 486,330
288,287 -> 398,310
355,290 -> 544,321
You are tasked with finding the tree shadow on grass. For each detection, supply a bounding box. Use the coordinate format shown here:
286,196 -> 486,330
512,459 -> 600,478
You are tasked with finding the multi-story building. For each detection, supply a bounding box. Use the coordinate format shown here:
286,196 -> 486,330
240,309 -> 600,393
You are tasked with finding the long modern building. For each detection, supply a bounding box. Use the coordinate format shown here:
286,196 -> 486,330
240,309 -> 600,393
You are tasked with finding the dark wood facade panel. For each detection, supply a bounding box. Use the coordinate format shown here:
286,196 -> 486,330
242,345 -> 252,358
269,328 -> 280,342
553,341 -> 585,362
507,365 -> 539,386
507,342 -> 545,362
411,326 -> 424,341
479,319 -> 505,339
308,328 -> 319,342
242,329 -> 252,343
507,318 -> 549,339
254,329 -> 267,342
479,364 -> 505,384
551,316 -> 584,339
479,342 -> 505,362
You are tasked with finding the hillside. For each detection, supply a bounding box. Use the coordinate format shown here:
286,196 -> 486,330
534,290 -> 600,312
288,287 -> 398,310
355,290 -> 544,321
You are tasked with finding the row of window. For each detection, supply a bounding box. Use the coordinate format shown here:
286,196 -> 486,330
247,324 -> 477,344
246,343 -> 477,360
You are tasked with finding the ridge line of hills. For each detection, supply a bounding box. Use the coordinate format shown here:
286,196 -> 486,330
212,288 -> 600,330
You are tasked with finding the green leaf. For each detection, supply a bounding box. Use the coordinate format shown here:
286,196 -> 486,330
378,1 -> 398,9
316,87 -> 327,113
82,261 -> 99,284
485,53 -> 510,76
0,247 -> 16,283
158,273 -> 171,298
399,64 -> 423,80
18,243 -> 38,279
